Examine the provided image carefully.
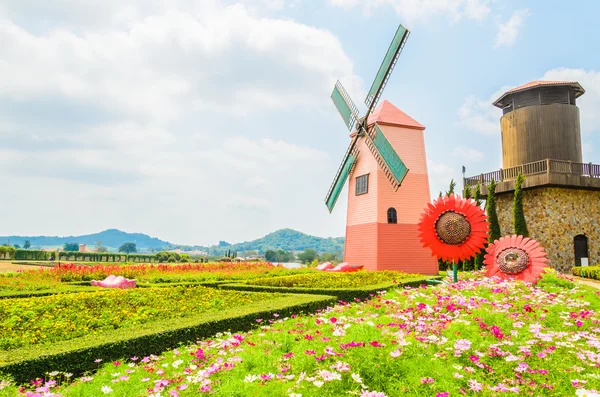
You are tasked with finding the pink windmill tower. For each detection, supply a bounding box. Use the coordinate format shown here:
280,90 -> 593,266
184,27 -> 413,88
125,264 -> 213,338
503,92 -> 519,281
325,24 -> 438,275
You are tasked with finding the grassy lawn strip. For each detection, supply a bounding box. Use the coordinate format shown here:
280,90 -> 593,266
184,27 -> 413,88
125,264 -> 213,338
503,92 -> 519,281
218,276 -> 440,301
0,293 -> 336,383
0,286 -> 102,299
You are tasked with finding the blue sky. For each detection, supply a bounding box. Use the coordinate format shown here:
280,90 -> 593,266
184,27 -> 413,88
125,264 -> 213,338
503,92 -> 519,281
0,0 -> 598,245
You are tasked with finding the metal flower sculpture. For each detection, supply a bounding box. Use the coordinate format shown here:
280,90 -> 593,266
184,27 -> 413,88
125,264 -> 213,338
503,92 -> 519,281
484,235 -> 548,283
418,194 -> 489,263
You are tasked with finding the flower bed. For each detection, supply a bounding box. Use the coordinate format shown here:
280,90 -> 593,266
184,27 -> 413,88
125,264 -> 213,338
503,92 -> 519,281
573,265 -> 600,280
0,286 -> 274,350
0,263 -> 315,294
4,273 -> 599,396
245,271 -> 421,288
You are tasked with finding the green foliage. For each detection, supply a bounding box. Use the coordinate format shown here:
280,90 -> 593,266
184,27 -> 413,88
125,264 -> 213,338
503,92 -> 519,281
297,249 -> 318,264
318,252 -> 339,263
572,265 -> 600,280
14,249 -> 54,261
12,244 -> 20,249
221,276 -> 438,302
463,184 -> 472,199
0,294 -> 335,383
264,249 -> 294,263
0,246 -> 16,260
118,242 -> 137,254
513,171 -> 529,237
63,242 -> 79,252
446,179 -> 456,196
486,179 -> 501,242
474,181 -> 483,206
23,240 -> 30,250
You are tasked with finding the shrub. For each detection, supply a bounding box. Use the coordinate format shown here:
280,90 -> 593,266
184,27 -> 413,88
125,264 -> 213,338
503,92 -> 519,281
0,294 -> 335,383
572,265 -> 600,280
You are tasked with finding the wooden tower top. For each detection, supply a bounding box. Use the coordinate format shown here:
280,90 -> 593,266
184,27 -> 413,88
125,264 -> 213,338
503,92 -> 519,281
493,80 -> 585,114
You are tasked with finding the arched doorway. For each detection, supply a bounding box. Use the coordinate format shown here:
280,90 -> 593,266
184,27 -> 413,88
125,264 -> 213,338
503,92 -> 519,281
574,235 -> 589,266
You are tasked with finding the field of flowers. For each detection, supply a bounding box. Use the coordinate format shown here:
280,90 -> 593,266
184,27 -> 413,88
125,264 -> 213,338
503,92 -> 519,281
3,272 -> 598,396
245,270 -> 422,288
0,286 -> 275,350
0,262 -> 314,293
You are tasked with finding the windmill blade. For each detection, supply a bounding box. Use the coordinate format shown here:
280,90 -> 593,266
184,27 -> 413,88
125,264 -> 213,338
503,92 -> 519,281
325,135 -> 359,212
364,24 -> 410,112
331,80 -> 360,132
363,123 -> 409,190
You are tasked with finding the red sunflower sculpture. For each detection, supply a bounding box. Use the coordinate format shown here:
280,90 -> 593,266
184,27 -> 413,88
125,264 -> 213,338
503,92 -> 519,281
418,194 -> 489,263
484,235 -> 548,283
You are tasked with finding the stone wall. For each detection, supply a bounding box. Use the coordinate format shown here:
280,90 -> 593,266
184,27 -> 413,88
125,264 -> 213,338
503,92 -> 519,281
495,187 -> 600,273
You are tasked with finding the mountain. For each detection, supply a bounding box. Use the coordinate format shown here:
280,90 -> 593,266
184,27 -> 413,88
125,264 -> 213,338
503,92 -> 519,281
208,229 -> 344,255
0,229 -> 171,250
0,228 -> 344,254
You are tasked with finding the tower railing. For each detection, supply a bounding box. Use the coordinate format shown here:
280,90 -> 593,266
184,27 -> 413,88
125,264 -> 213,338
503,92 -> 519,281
464,158 -> 600,189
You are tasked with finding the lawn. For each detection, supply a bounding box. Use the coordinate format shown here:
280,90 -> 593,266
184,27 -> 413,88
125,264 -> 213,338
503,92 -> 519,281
3,271 -> 598,396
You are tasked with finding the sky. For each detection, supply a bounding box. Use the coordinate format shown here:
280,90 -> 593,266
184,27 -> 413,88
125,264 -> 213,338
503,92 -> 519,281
0,0 -> 598,246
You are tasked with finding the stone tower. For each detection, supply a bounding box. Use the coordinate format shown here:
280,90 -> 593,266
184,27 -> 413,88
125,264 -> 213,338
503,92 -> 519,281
465,81 -> 600,272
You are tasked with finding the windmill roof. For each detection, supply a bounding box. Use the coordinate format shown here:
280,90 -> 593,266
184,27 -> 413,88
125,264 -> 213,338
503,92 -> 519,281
366,100 -> 425,130
493,80 -> 585,108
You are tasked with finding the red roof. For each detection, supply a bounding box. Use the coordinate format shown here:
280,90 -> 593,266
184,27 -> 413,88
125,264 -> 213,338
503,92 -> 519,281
366,100 -> 425,130
493,80 -> 585,108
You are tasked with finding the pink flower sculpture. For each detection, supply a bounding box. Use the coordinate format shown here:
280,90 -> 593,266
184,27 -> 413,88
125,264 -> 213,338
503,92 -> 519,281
91,274 -> 136,289
484,235 -> 548,283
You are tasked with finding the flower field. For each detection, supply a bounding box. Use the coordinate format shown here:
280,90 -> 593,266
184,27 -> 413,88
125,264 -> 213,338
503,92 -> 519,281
0,286 -> 275,350
2,272 -> 599,396
0,262 -> 313,294
245,271 -> 421,288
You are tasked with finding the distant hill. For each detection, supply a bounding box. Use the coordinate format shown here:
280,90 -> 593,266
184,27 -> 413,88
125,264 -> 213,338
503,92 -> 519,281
0,229 -> 171,250
0,228 -> 344,254
209,229 -> 344,255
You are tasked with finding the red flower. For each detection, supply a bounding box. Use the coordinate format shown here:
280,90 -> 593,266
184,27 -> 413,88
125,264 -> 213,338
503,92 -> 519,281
418,194 -> 489,262
484,235 -> 548,283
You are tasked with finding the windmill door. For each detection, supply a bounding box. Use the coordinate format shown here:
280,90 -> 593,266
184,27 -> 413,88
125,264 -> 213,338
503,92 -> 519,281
574,235 -> 589,266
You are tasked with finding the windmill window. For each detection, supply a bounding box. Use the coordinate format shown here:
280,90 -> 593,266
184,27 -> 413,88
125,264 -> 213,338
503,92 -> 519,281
387,208 -> 397,224
355,174 -> 369,195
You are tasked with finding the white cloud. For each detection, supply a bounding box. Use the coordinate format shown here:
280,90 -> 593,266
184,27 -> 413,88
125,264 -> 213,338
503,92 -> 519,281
458,89 -> 505,135
452,146 -> 484,162
329,0 -> 491,23
495,8 -> 530,48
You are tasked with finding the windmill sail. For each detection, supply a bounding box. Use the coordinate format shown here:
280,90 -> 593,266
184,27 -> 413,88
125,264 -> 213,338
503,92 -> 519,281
331,80 -> 360,132
363,124 -> 409,191
364,24 -> 410,112
325,135 -> 359,212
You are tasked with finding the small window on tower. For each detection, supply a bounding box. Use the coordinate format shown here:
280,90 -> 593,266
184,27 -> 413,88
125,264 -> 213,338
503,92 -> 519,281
355,174 -> 369,195
387,208 -> 397,224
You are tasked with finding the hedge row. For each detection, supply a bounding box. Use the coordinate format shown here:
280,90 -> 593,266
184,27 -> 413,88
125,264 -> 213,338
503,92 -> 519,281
0,293 -> 335,383
572,266 -> 600,280
217,276 -> 441,302
0,286 -> 103,300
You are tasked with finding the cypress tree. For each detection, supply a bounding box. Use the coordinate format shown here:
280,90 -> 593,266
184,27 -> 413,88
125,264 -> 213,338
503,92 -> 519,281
513,171 -> 529,237
486,179 -> 501,242
446,179 -> 456,196
474,181 -> 483,206
463,184 -> 472,199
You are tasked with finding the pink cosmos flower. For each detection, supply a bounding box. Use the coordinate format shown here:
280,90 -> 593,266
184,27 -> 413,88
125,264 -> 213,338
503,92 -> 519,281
420,377 -> 434,384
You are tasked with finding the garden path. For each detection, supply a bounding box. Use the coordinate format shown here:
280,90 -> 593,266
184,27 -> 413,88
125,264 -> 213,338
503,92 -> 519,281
0,262 -> 43,273
572,275 -> 600,290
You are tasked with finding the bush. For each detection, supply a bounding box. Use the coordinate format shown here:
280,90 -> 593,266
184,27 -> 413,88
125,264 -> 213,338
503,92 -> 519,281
245,271 -> 422,289
572,265 -> 600,280
0,294 -> 335,383
218,276 -> 441,302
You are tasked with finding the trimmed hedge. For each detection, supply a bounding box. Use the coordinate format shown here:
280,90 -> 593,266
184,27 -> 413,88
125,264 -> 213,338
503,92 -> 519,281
217,276 -> 441,302
572,266 -> 600,280
0,286 -> 104,300
0,293 -> 336,383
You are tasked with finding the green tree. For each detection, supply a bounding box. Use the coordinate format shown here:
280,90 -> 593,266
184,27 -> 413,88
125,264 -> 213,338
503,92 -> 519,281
474,181 -> 483,206
265,250 -> 276,262
118,242 -> 137,254
23,240 -> 31,250
446,179 -> 456,196
319,252 -> 338,263
13,244 -> 21,249
513,171 -> 529,237
463,184 -> 472,199
297,249 -> 318,264
486,179 -> 501,243
63,242 -> 79,252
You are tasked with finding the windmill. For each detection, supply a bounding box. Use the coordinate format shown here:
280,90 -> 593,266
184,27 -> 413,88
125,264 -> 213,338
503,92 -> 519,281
325,23 -> 438,274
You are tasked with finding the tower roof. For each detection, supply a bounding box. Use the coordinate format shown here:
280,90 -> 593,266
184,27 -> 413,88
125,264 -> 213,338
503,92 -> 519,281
493,80 -> 585,108
366,100 -> 425,130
